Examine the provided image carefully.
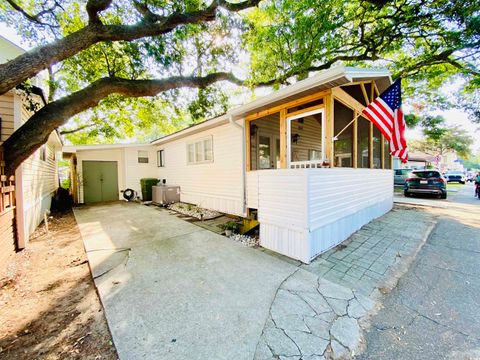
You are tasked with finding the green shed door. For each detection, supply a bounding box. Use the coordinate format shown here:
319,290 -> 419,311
83,161 -> 119,203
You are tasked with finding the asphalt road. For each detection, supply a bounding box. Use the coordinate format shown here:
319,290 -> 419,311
358,183 -> 480,360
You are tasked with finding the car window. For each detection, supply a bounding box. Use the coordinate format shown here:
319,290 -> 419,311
411,171 -> 441,178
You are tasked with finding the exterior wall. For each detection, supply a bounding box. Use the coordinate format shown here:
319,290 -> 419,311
19,129 -> 61,237
252,168 -> 393,263
123,146 -> 158,197
0,92 -> 15,144
246,171 -> 259,209
155,122 -> 244,216
307,168 -> 393,260
75,146 -> 157,203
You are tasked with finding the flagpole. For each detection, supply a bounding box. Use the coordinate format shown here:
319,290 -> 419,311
332,112 -> 363,141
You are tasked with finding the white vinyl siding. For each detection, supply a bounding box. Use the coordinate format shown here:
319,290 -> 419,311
250,168 -> 393,263
20,129 -> 60,237
156,123 -> 243,216
187,136 -> 213,164
0,92 -> 15,144
75,146 -> 157,203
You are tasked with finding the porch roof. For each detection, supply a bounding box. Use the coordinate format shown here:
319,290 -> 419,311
150,66 -> 391,146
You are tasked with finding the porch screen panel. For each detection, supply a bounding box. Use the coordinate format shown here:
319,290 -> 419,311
333,100 -> 353,167
357,116 -> 370,168
290,113 -> 322,163
384,140 -> 392,169
372,126 -> 382,169
249,113 -> 280,170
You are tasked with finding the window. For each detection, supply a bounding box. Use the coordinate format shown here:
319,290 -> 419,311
157,149 -> 165,167
187,136 -> 213,164
39,145 -> 47,161
138,150 -> 149,163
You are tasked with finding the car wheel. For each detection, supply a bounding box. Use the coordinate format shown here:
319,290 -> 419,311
404,191 -> 410,197
460,181 -> 465,184
441,193 -> 447,199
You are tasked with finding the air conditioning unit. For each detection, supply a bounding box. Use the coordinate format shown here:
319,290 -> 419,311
152,185 -> 180,205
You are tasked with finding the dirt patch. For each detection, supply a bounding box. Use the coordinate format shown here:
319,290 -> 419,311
0,210 -> 117,360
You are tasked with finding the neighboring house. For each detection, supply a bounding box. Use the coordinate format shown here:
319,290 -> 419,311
65,66 -> 395,263
404,150 -> 462,172
0,35 -> 62,268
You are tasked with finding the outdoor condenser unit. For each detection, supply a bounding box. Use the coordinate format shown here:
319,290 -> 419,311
152,185 -> 180,205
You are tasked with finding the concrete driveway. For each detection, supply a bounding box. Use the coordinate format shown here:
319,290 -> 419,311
74,202 -> 296,360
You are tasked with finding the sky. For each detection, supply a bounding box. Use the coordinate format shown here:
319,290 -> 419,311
1,23 -> 479,154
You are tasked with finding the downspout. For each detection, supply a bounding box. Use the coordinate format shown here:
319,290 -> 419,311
229,115 -> 247,216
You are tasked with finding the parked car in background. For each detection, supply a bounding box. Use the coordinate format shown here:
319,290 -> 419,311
394,168 -> 412,185
404,169 -> 447,199
445,171 -> 466,184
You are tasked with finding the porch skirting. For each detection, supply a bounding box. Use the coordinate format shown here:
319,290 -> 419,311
260,196 -> 393,264
255,168 -> 394,264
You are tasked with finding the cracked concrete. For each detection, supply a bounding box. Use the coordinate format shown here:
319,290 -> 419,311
256,206 -> 436,360
255,269 -> 373,359
76,201 -> 438,360
74,202 -> 298,360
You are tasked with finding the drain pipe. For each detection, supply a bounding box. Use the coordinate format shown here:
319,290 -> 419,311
229,115 -> 247,216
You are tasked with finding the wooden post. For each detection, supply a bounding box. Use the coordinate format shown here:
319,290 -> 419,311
245,119 -> 251,172
369,122 -> 374,169
380,135 -> 385,169
353,111 -> 358,168
280,109 -> 287,169
369,81 -> 376,169
324,93 -> 334,166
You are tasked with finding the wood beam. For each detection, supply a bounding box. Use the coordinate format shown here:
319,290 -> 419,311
331,87 -> 365,114
245,89 -> 331,121
280,109 -> 287,169
245,119 -> 251,171
369,122 -> 373,169
353,111 -> 358,168
381,135 -> 385,169
324,94 -> 334,166
287,103 -> 324,118
360,83 -> 370,105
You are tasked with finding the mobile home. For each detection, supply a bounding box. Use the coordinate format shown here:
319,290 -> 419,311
67,66 -> 394,263
0,35 -> 62,268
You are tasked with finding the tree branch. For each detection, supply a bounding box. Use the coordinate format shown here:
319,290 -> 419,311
86,0 -> 113,24
5,0 -> 61,27
0,0 -> 260,96
59,123 -> 97,135
3,72 -> 244,175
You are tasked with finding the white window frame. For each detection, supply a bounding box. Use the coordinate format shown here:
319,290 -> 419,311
287,108 -> 325,167
137,150 -> 149,164
187,136 -> 214,165
157,149 -> 165,167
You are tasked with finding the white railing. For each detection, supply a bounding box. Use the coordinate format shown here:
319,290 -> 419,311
289,160 -> 324,169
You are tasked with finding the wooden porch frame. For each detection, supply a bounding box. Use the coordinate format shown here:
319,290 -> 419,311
245,79 -> 393,171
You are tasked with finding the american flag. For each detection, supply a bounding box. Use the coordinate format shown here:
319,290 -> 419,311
362,79 -> 408,163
